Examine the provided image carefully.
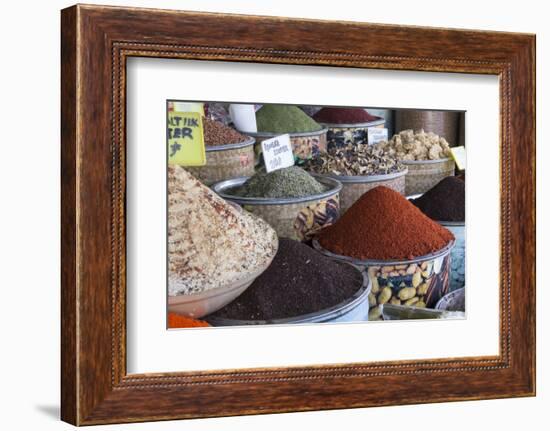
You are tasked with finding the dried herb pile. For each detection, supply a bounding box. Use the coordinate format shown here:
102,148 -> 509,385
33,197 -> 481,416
317,186 -> 454,260
412,176 -> 465,222
256,104 -> 322,133
230,166 -> 327,199
313,107 -> 379,124
303,143 -> 405,176
203,117 -> 249,146
375,129 -> 452,161
207,238 -> 364,321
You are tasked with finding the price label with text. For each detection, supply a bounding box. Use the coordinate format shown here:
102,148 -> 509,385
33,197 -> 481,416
261,134 -> 294,173
367,127 -> 389,145
167,111 -> 206,166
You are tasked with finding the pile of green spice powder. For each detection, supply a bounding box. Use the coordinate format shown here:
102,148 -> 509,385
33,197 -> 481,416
231,166 -> 327,198
256,105 -> 322,133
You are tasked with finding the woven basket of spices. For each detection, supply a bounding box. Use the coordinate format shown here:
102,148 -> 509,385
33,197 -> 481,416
402,158 -> 456,196
212,167 -> 342,241
186,118 -> 255,185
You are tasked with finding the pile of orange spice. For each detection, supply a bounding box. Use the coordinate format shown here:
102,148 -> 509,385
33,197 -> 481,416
168,313 -> 210,329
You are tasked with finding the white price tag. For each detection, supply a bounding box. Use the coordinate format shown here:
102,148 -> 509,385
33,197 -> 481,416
450,146 -> 466,171
261,134 -> 295,173
367,127 -> 388,145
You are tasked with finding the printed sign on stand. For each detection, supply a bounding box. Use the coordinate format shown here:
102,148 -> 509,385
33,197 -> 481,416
367,127 -> 389,145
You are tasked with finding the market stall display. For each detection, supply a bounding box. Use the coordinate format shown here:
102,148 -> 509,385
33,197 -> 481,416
206,238 -> 369,325
412,176 -> 466,291
375,129 -> 455,195
185,117 -> 255,185
303,143 -> 407,213
167,166 -> 278,317
312,107 -> 385,149
241,104 -> 328,161
213,166 -> 342,240
313,186 -> 455,320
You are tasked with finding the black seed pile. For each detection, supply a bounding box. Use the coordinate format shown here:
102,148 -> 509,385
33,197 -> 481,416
207,239 -> 363,321
412,176 -> 465,222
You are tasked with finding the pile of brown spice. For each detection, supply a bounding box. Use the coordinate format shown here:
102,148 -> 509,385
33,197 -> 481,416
317,186 -> 454,260
203,117 -> 249,146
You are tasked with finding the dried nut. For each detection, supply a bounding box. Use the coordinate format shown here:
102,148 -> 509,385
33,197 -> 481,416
381,266 -> 395,274
395,264 -> 407,270
390,297 -> 401,305
378,287 -> 393,304
415,301 -> 426,308
389,271 -> 400,277
398,269 -> 406,276
406,264 -> 418,275
412,271 -> 422,288
404,297 -> 419,306
371,277 -> 380,294
398,287 -> 416,300
421,271 -> 430,278
399,282 -> 406,288
421,262 -> 428,270
368,305 -> 382,320
368,293 -> 377,307
368,266 -> 379,277
417,283 -> 429,295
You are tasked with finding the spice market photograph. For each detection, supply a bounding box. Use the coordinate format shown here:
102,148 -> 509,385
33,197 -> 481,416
166,101 -> 466,328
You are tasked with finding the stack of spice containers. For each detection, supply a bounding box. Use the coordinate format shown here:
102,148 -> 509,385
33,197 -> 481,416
212,166 -> 342,241
412,176 -> 465,291
375,129 -> 455,195
312,107 -> 385,149
241,105 -> 328,162
186,117 -> 255,185
313,186 -> 455,321
303,143 -> 407,213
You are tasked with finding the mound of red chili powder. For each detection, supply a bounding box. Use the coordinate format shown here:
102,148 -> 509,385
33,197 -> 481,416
317,186 -> 454,260
313,107 -> 380,124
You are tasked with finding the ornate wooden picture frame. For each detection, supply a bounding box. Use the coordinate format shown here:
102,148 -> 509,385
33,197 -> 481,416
61,4 -> 535,425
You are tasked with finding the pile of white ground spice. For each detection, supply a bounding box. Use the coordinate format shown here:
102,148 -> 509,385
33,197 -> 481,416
375,129 -> 452,161
168,165 -> 278,296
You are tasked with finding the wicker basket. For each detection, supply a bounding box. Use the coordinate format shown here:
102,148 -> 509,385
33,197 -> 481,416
395,110 -> 460,147
245,129 -> 328,163
314,170 -> 407,214
212,176 -> 342,241
186,137 -> 255,185
403,158 -> 455,195
318,117 -> 385,150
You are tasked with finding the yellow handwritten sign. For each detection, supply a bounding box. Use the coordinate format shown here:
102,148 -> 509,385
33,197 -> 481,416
167,111 -> 206,166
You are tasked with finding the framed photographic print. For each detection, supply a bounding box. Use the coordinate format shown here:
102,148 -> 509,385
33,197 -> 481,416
61,4 -> 536,425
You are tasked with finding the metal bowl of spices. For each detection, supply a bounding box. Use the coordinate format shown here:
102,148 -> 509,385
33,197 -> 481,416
312,239 -> 455,321
212,175 -> 342,241
207,269 -> 371,326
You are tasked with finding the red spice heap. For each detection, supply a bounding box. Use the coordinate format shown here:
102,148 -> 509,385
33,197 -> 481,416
317,186 -> 454,260
313,107 -> 380,124
168,313 -> 210,329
